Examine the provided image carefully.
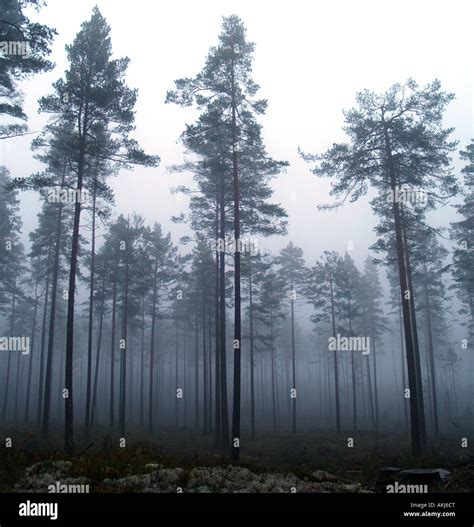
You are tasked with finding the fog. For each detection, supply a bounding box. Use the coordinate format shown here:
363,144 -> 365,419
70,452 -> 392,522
0,0 -> 472,493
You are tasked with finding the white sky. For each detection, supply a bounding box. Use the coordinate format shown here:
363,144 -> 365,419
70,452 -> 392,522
1,0 -> 473,267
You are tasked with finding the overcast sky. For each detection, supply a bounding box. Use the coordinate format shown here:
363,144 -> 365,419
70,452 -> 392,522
1,0 -> 473,267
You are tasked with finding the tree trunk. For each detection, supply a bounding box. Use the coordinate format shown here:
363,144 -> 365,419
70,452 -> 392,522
402,216 -> 427,450
290,290 -> 297,434
349,308 -> 357,431
194,313 -> 199,429
64,122 -> 88,454
422,261 -> 439,437
270,314 -> 277,430
149,258 -> 158,433
13,346 -> 21,419
119,234 -> 130,437
219,170 -> 229,448
91,275 -> 106,427
2,272 -> 17,420
249,259 -> 255,438
214,205 -> 221,446
42,167 -> 66,439
370,336 -> 378,433
183,330 -> 188,427
329,272 -> 341,433
208,300 -> 213,434
383,120 -> 423,456
24,282 -> 39,422
202,298 -> 208,434
109,258 -> 118,429
140,297 -> 145,428
398,299 -> 409,429
84,174 -> 98,441
36,250 -> 51,426
230,54 -> 241,461
366,352 -> 375,430
175,321 -> 179,427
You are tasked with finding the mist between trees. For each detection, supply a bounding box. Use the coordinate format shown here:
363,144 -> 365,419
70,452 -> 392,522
0,3 -> 472,462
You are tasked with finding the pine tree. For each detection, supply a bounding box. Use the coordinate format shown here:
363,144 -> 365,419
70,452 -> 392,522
253,256 -> 286,430
167,15 -> 287,459
0,166 -> 26,420
36,8 -> 158,452
336,253 -> 362,431
410,229 -> 450,436
0,0 -> 55,139
301,79 -> 458,455
143,223 -> 177,433
451,141 -> 474,332
306,251 -> 344,433
276,242 -> 307,433
358,257 -> 387,432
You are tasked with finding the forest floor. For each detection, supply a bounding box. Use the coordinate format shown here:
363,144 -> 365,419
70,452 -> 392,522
0,427 -> 472,493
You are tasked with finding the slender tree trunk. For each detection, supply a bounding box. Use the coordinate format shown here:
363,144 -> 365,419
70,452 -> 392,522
208,300 -> 213,434
317,346 -> 322,423
290,289 -> 297,434
349,309 -> 357,431
360,353 -> 367,421
218,171 -> 229,448
451,369 -> 459,421
183,330 -> 188,427
270,315 -> 277,430
249,260 -> 255,438
13,348 -> 21,419
119,234 -> 130,437
399,300 -> 409,429
2,272 -> 17,420
402,217 -> 427,449
149,259 -> 158,434
175,321 -> 179,427
65,123 -> 88,454
329,273 -> 341,433
350,348 -> 357,431
366,353 -> 375,430
36,251 -> 51,426
194,313 -> 199,429
140,297 -> 145,428
84,175 -> 98,440
383,121 -> 422,456
372,336 -> 379,433
422,262 -> 439,437
109,258 -> 118,429
57,335 -> 65,422
424,333 -> 434,430
91,275 -> 106,427
24,284 -> 39,422
202,298 -> 208,434
42,169 -> 66,439
230,55 -> 241,461
64,168 -> 86,449
128,337 -> 133,426
275,340 -> 280,428
283,356 -> 289,425
325,351 -> 331,425
214,207 -> 221,446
